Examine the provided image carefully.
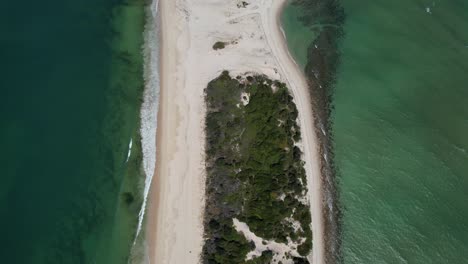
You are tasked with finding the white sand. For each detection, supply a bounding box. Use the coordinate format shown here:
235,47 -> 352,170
233,218 -> 304,263
149,0 -> 325,263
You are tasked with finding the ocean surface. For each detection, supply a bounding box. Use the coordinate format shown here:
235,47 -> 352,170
0,0 -> 150,263
282,0 -> 468,263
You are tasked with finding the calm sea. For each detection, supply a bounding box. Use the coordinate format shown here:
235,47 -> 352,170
0,0 -> 146,263
282,0 -> 468,263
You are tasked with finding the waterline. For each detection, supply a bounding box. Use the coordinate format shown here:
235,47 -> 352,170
135,0 -> 160,243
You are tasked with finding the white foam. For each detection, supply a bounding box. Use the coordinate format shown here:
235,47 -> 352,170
134,0 -> 160,243
320,123 -> 326,135
126,138 -> 133,163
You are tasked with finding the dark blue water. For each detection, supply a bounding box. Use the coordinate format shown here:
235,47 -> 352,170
0,0 -> 146,263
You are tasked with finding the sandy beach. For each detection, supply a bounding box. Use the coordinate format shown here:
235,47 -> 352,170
147,0 -> 325,263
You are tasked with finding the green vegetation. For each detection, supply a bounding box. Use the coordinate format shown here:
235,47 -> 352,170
213,41 -> 227,50
237,1 -> 250,8
202,71 -> 312,263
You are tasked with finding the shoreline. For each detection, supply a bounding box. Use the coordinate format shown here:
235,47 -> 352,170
145,22 -> 163,264
147,0 -> 325,263
146,1 -> 163,261
148,0 -> 206,262
285,1 -> 345,261
271,2 -> 326,263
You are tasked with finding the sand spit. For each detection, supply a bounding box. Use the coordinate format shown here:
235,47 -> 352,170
148,0 -> 325,263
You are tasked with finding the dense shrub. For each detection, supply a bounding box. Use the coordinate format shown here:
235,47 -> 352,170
213,41 -> 227,50
202,72 -> 312,263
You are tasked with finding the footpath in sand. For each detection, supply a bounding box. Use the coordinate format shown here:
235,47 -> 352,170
147,0 -> 324,263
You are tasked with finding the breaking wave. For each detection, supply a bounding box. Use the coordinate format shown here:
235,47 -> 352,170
134,0 -> 160,242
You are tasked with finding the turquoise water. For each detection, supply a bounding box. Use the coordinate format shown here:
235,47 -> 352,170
281,3 -> 316,68
335,1 -> 468,263
0,0 -> 146,263
283,0 -> 468,263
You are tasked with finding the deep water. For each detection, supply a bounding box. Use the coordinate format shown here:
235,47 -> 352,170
282,0 -> 468,263
0,0 -> 146,263
334,1 -> 468,263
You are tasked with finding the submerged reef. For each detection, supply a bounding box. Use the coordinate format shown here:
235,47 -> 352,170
290,0 -> 345,262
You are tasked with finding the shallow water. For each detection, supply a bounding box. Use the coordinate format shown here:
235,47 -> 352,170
0,0 -> 146,263
282,0 -> 468,263
281,3 -> 316,68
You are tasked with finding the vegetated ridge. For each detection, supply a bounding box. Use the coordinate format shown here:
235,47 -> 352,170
202,71 -> 312,264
